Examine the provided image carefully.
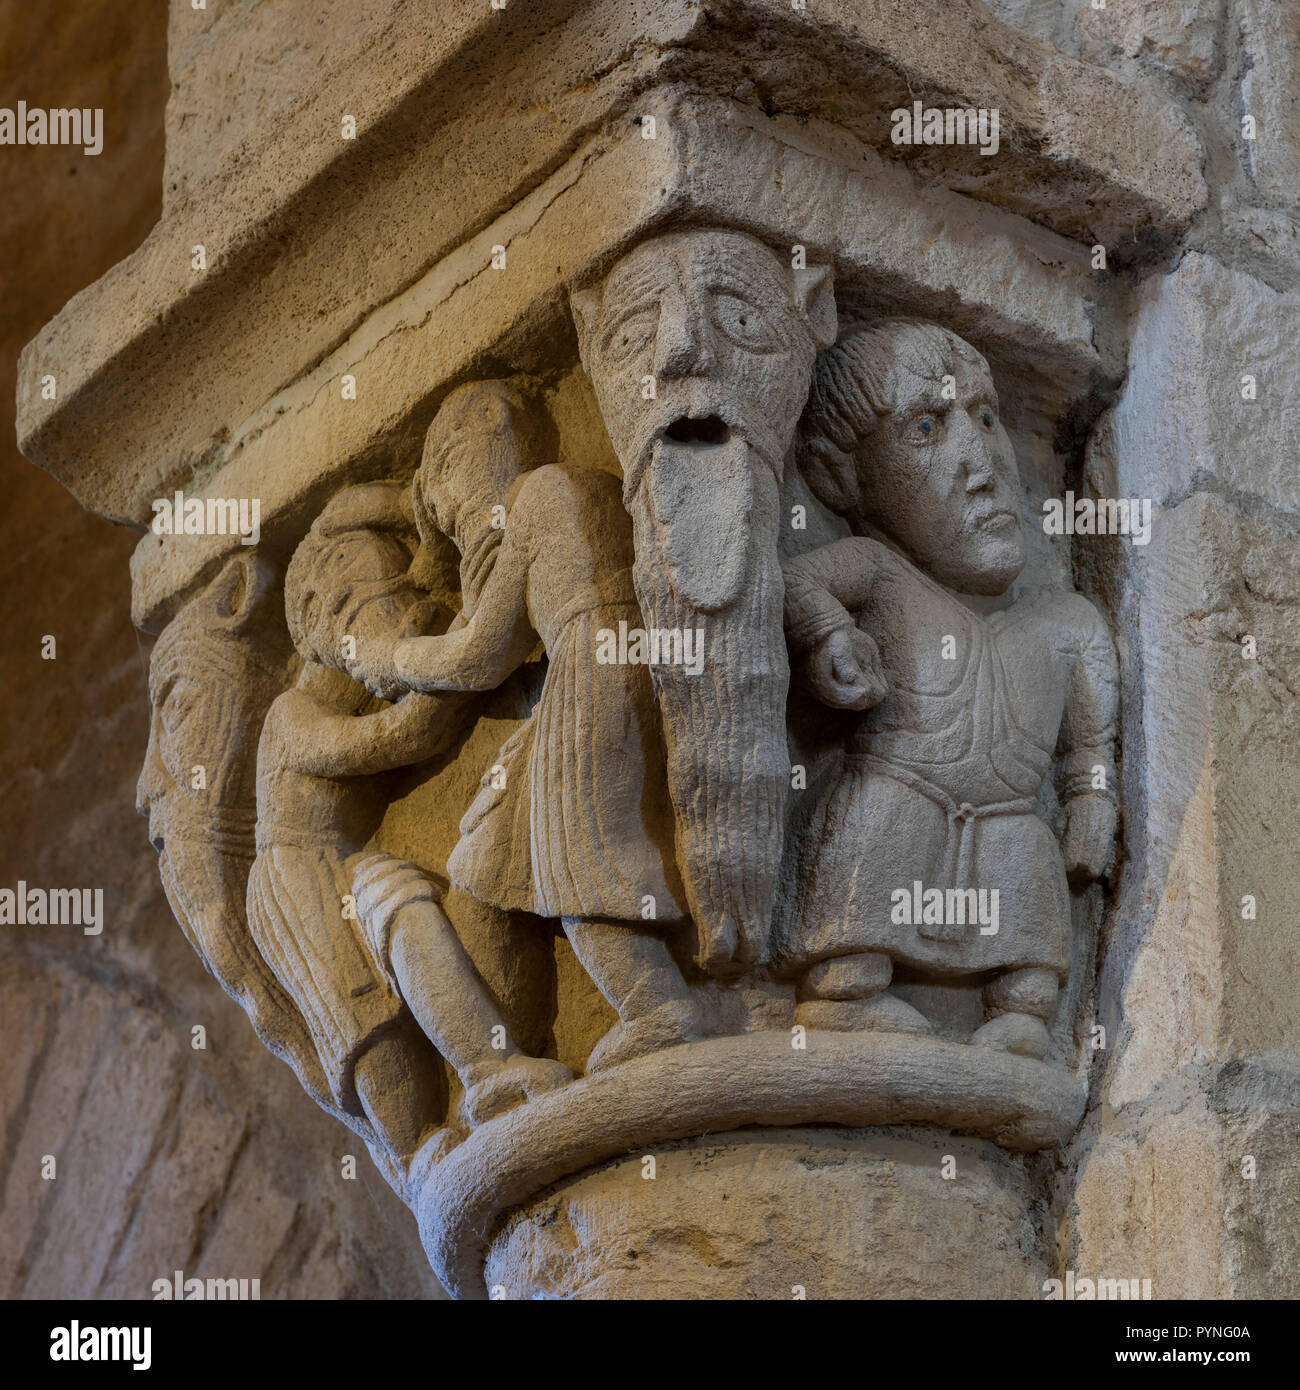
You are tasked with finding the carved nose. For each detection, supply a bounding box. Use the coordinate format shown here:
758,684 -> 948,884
136,739 -> 168,819
654,300 -> 715,378
964,450 -> 997,490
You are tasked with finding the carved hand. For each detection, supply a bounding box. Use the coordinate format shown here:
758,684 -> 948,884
1060,793 -> 1118,884
351,647 -> 406,702
805,626 -> 888,710
393,628 -> 489,692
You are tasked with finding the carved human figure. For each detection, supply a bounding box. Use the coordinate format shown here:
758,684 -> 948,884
138,554 -> 337,1114
569,228 -> 837,972
406,380 -> 564,1064
247,482 -> 570,1164
781,319 -> 1119,1057
394,391 -> 704,1071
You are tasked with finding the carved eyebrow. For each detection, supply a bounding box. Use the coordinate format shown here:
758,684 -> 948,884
601,258 -> 664,315
602,294 -> 660,328
703,264 -> 785,305
897,383 -> 948,416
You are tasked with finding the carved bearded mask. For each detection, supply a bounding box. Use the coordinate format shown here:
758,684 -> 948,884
570,229 -> 837,969
572,229 -> 836,544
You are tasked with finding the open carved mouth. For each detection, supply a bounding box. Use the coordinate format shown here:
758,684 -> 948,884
664,415 -> 731,447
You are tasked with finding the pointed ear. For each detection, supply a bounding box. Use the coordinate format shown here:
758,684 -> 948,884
569,283 -> 602,375
795,264 -> 837,351
206,552 -> 274,633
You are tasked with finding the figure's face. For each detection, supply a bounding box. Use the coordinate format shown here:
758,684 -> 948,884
422,381 -> 531,544
332,581 -> 437,699
577,231 -> 821,479
138,664 -> 196,847
858,356 -> 1026,594
138,643 -> 250,846
430,469 -> 507,548
294,533 -> 436,698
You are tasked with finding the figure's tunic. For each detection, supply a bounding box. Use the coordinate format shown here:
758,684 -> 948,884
246,756 -> 405,1117
447,468 -> 687,924
778,538 -> 1117,978
247,839 -> 403,1113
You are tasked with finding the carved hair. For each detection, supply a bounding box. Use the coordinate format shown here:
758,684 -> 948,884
150,552 -> 276,685
284,483 -> 421,665
797,317 -> 989,516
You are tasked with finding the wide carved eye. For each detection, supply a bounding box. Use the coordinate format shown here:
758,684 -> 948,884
913,415 -> 937,441
161,681 -> 199,733
603,308 -> 657,365
711,292 -> 779,351
981,408 -> 996,429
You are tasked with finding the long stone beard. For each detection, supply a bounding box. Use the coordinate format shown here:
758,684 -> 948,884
628,434 -> 789,972
158,828 -> 336,1117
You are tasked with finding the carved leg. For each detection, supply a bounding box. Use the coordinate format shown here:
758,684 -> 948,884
970,966 -> 1058,1059
393,905 -> 574,1125
352,854 -> 573,1126
793,952 -> 932,1035
353,1027 -> 443,1165
563,916 -> 711,1072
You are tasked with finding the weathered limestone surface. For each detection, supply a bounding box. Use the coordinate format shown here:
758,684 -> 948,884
0,0 -> 439,1300
125,88 -> 1116,631
1236,0 -> 1300,211
486,1128 -> 1049,1300
17,0 -> 1203,534
1063,486 -> 1300,1298
1108,253 -> 1300,517
9,0 -> 1300,1304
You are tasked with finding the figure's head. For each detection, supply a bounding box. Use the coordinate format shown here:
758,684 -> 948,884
571,228 -> 836,492
413,380 -> 544,547
138,553 -> 300,1031
138,553 -> 284,846
285,482 -> 436,697
798,318 -> 1026,594
412,381 -> 546,612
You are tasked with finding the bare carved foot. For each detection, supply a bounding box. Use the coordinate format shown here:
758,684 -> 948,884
585,997 -> 709,1073
794,992 -> 933,1035
461,1056 -> 574,1126
970,1011 -> 1050,1059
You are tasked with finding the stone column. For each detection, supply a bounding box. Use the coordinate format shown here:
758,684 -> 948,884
18,0 -> 1296,1302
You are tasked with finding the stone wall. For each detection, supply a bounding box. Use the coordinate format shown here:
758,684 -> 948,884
0,0 -> 440,1301
7,0 -> 1299,1303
